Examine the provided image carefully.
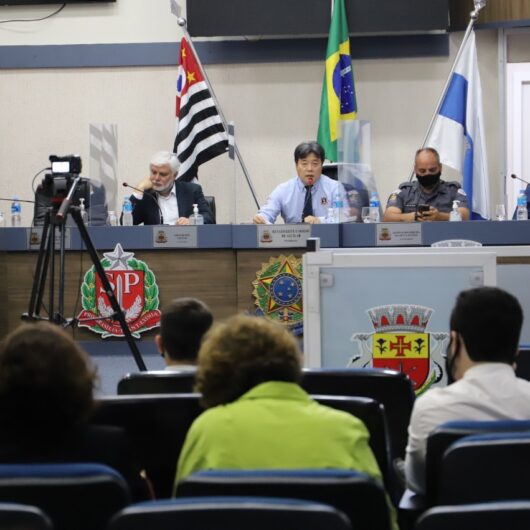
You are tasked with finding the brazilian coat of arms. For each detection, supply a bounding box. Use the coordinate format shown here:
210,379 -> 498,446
77,243 -> 161,338
252,255 -> 303,334
350,304 -> 449,395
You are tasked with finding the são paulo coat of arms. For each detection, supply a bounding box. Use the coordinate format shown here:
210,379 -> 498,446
77,243 -> 161,338
252,255 -> 303,334
350,304 -> 448,395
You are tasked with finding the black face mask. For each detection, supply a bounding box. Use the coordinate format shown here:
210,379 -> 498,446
416,172 -> 441,189
445,334 -> 460,385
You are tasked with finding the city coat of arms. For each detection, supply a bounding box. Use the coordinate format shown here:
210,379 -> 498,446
350,304 -> 448,394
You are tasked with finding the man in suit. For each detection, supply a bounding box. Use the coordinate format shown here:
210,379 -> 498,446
130,151 -> 214,225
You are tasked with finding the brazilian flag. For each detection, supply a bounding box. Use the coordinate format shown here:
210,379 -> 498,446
317,0 -> 357,162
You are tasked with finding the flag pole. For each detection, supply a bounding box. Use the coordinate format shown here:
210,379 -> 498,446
172,13 -> 261,209
410,0 -> 487,180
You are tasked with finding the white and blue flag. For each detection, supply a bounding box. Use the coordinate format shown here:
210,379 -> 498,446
426,30 -> 490,219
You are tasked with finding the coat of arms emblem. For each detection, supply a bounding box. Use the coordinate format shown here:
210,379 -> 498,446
350,304 -> 448,394
77,243 -> 161,338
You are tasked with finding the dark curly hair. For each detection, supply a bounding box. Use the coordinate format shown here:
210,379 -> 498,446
196,315 -> 302,408
0,322 -> 97,439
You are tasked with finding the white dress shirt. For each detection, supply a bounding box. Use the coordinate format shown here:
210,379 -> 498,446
405,363 -> 530,494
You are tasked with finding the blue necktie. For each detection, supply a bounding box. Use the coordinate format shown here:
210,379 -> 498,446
302,185 -> 313,221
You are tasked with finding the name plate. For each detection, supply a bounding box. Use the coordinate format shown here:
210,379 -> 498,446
376,223 -> 422,246
27,227 -> 71,250
152,226 -> 198,248
257,225 -> 311,248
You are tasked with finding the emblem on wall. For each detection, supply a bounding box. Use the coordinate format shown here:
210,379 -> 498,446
77,243 -> 161,338
252,255 -> 303,335
350,304 -> 448,395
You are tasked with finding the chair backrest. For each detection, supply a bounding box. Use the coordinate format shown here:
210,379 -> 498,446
312,395 -> 394,499
430,239 -> 482,247
91,394 -> 203,499
0,502 -> 52,530
438,432 -> 530,505
425,420 -> 530,505
301,368 -> 415,459
204,195 -> 216,223
110,496 -> 352,530
416,501 -> 530,530
176,469 -> 392,530
117,370 -> 196,395
0,463 -> 130,530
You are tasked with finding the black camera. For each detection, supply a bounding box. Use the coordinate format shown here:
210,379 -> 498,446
49,155 -> 82,175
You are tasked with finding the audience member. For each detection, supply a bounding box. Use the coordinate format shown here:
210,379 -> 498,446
405,286 -> 530,494
176,315 -> 383,482
0,322 -> 149,500
156,297 -> 213,370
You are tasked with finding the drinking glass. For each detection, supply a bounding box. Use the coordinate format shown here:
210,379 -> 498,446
494,204 -> 506,221
361,207 -> 371,223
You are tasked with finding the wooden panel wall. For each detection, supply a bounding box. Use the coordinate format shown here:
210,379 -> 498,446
450,0 -> 530,28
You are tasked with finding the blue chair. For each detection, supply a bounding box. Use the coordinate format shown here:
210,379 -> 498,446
438,431 -> 530,505
109,496 -> 352,530
416,501 -> 530,530
301,368 -> 415,460
0,502 -> 52,530
425,420 -> 530,505
0,463 -> 130,530
176,469 -> 392,530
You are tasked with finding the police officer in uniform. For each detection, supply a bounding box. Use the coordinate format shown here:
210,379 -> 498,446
383,147 -> 470,222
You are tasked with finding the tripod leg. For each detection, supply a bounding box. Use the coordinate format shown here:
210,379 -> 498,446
71,208 -> 147,371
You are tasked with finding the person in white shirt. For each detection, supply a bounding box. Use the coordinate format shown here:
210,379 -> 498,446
155,297 -> 213,371
405,286 -> 530,495
253,141 -> 342,225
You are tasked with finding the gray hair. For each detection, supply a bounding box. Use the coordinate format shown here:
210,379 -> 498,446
150,151 -> 180,176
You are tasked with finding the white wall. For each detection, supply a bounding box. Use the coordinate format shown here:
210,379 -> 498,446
0,0 -> 501,224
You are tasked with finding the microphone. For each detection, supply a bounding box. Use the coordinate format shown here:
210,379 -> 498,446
122,182 -> 164,225
511,174 -> 530,187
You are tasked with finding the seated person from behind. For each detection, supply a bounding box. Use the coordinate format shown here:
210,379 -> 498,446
405,287 -> 530,495
155,297 -> 213,371
130,151 -> 214,225
176,315 -> 383,483
383,147 -> 469,222
0,322 -> 149,500
253,141 -> 342,224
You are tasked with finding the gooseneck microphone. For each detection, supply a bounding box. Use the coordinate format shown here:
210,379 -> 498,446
122,182 -> 164,225
511,174 -> 530,187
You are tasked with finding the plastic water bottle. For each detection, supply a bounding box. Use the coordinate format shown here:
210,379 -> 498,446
122,198 -> 133,226
79,198 -> 89,225
449,200 -> 462,222
107,211 -> 118,226
516,190 -> 528,221
10,198 -> 21,227
332,191 -> 344,223
189,204 -> 204,225
369,192 -> 380,223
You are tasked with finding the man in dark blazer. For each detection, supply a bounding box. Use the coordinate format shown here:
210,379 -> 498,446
130,151 -> 214,225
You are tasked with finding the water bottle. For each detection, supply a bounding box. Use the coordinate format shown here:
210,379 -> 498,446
0,212 -> 5,227
107,211 -> 118,226
79,198 -> 89,225
325,207 -> 338,224
516,190 -> 528,221
332,191 -> 344,223
449,200 -> 462,222
189,204 -> 204,225
10,198 -> 21,227
369,192 -> 380,223
122,198 -> 133,226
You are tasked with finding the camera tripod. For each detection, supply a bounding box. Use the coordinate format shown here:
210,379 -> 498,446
22,176 -> 147,371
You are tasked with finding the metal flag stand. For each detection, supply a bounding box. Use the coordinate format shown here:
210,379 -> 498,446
409,0 -> 487,180
170,1 -> 261,210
